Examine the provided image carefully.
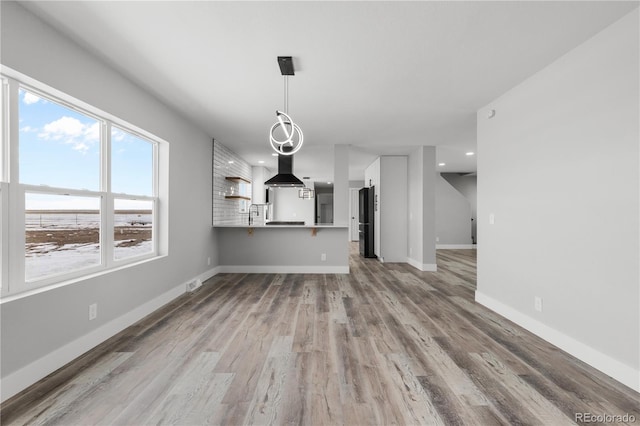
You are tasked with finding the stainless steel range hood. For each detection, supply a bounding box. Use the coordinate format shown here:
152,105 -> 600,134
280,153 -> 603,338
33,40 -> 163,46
264,151 -> 304,187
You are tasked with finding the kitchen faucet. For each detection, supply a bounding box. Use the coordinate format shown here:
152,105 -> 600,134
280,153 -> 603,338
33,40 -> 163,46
248,204 -> 259,225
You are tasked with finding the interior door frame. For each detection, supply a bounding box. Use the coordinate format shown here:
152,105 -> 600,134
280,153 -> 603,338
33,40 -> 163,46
349,188 -> 360,241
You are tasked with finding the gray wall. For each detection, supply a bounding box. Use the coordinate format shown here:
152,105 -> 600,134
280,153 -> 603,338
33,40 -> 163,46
333,145 -> 349,227
217,227 -> 348,271
1,2 -> 218,394
273,187 -> 315,225
407,147 -> 437,269
442,173 -> 477,243
436,175 -> 472,246
251,165 -> 274,205
477,9 -> 639,389
365,156 -> 409,263
380,157 -> 409,262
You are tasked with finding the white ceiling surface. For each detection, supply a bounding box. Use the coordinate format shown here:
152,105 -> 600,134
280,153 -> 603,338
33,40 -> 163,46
19,1 -> 637,181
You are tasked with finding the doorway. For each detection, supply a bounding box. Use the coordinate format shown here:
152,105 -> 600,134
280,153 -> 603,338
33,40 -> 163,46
349,188 -> 359,241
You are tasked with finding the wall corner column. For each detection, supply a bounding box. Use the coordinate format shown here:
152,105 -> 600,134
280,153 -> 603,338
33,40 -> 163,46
333,144 -> 349,227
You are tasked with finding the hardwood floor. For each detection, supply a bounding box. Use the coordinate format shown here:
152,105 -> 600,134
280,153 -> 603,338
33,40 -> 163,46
2,245 -> 639,425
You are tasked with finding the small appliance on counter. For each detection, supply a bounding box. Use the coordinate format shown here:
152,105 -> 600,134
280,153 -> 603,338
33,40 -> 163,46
359,187 -> 376,258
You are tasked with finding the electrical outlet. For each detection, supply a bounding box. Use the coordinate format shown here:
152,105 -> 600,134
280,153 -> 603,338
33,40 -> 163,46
89,303 -> 97,321
489,213 -> 495,225
321,253 -> 326,261
207,257 -> 211,266
436,237 -> 440,242
534,296 -> 543,312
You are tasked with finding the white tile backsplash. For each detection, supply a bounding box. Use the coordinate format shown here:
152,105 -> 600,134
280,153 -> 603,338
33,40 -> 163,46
212,140 -> 252,225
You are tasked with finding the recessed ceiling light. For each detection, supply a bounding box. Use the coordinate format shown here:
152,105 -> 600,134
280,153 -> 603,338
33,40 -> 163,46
327,182 -> 332,184
258,160 -> 264,164
228,160 -> 234,164
466,152 -> 475,156
271,153 -> 278,157
438,162 -> 446,166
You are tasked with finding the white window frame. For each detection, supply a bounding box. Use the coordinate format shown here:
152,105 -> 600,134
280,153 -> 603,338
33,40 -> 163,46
1,67 -> 163,297
109,123 -> 158,265
22,186 -> 105,287
1,77 -> 8,296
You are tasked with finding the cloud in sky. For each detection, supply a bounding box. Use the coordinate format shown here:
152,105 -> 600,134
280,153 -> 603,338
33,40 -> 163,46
111,127 -> 127,142
23,92 -> 41,105
38,116 -> 99,154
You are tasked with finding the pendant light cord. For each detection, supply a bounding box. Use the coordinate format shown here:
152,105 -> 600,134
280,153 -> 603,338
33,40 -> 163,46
284,75 -> 289,114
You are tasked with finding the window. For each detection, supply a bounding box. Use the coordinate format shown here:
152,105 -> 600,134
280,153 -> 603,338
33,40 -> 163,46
19,89 -> 104,282
111,126 -> 154,196
114,198 -> 153,261
111,127 -> 156,261
1,69 -> 162,295
19,88 -> 101,190
25,192 -> 101,281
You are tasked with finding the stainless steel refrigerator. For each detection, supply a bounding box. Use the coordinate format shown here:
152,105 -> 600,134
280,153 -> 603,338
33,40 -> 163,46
359,187 -> 376,258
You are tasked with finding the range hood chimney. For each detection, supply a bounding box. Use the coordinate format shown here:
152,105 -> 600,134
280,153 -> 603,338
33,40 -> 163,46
265,147 -> 304,187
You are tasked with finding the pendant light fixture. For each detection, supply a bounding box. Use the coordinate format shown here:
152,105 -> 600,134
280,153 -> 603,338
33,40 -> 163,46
269,56 -> 304,156
298,187 -> 315,199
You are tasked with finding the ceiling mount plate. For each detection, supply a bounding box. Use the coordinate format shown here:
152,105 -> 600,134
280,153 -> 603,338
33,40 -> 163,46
277,56 -> 294,75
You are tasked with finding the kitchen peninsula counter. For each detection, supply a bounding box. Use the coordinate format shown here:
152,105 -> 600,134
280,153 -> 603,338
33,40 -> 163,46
213,223 -> 349,273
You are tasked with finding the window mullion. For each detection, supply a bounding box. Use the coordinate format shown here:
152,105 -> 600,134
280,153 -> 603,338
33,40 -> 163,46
103,122 -> 113,268
7,78 -> 24,292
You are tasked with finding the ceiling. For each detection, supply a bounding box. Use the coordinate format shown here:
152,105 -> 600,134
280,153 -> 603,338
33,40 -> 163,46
18,1 -> 638,182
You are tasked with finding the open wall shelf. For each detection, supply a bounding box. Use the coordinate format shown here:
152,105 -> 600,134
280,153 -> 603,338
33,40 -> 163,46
225,176 -> 251,184
224,176 -> 251,202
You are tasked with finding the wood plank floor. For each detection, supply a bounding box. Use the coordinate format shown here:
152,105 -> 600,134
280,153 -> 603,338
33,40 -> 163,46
2,244 -> 639,425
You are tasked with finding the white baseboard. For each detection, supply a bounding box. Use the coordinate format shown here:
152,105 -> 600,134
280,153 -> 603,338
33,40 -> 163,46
475,291 -> 640,393
436,244 -> 476,249
406,257 -> 438,272
199,266 -> 221,282
218,265 -> 349,274
1,282 -> 187,403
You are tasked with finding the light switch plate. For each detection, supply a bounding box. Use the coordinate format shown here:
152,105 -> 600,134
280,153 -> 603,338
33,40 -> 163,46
89,303 -> 97,320
534,296 -> 543,312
